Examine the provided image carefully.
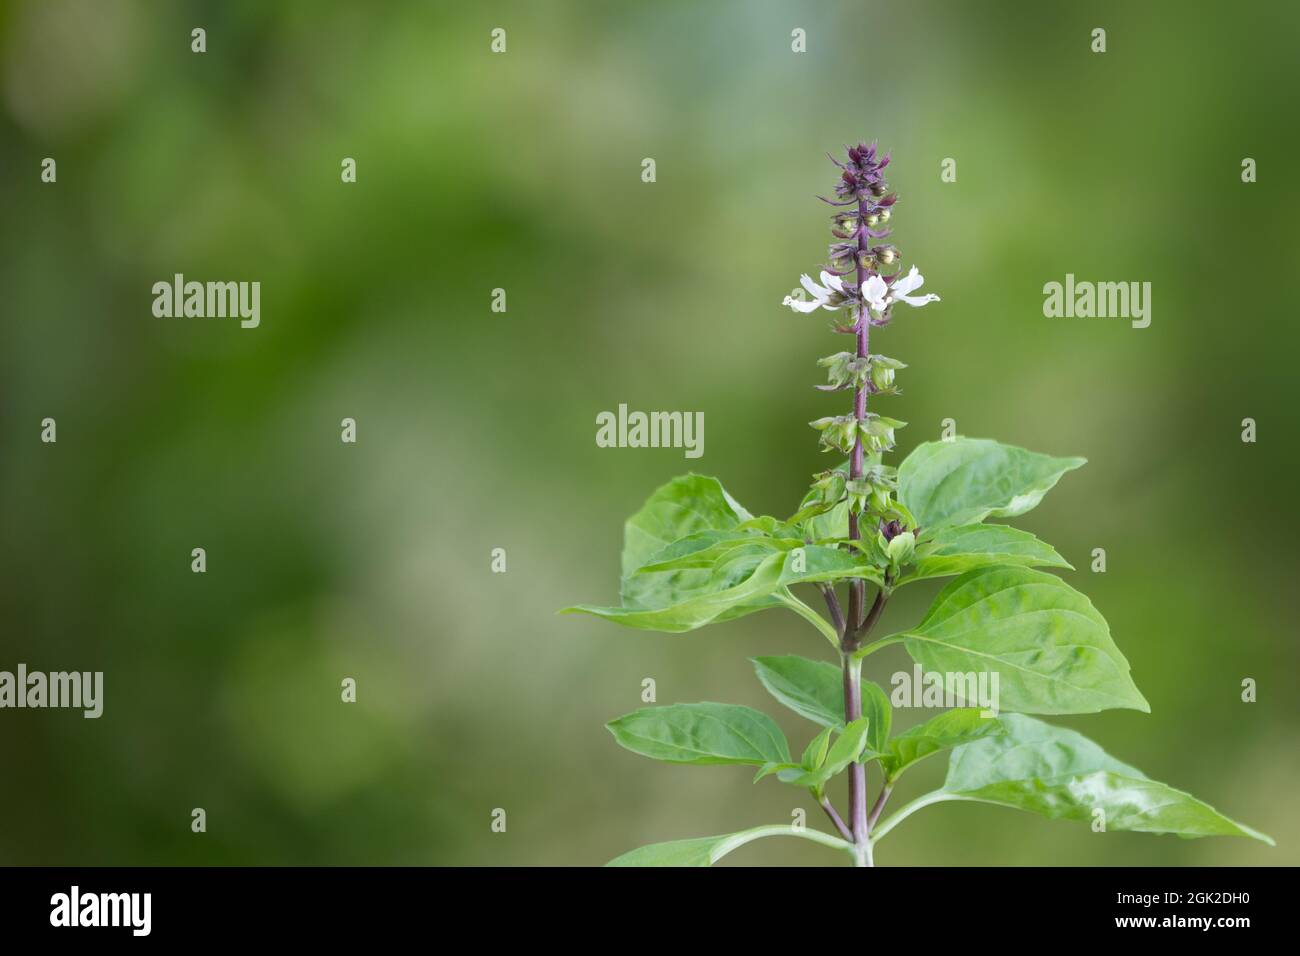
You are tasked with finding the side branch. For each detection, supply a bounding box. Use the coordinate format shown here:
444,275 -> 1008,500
868,782 -> 893,831
820,585 -> 846,639
844,583 -> 887,650
819,794 -> 854,842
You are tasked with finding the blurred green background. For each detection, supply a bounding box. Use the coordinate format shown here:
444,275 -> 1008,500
1,0 -> 1296,866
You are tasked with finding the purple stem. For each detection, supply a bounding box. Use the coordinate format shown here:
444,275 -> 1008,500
861,587 -> 887,637
845,196 -> 872,640
868,782 -> 894,831
820,585 -> 846,639
819,795 -> 854,843
841,195 -> 875,851
843,656 -> 868,845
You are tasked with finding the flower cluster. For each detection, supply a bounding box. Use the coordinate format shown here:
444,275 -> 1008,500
781,144 -> 938,328
782,142 -> 940,544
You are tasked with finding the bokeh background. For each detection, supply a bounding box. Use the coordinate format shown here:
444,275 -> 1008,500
1,0 -> 1296,866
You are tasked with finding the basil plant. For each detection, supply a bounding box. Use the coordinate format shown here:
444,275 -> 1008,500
565,143 -> 1271,867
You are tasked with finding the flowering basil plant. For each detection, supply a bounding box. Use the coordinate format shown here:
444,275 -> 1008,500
565,143 -> 1271,867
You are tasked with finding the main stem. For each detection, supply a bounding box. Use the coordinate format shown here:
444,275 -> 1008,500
846,196 -> 872,632
842,653 -> 868,859
842,196 -> 873,863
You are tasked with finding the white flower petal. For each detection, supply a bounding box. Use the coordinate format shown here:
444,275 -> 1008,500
819,271 -> 845,293
894,292 -> 940,308
783,295 -> 824,313
861,275 -> 888,311
892,266 -> 924,297
799,274 -> 829,299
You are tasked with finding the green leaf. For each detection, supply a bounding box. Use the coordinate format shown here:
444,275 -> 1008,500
776,717 -> 871,789
752,761 -> 800,783
898,438 -> 1086,529
633,531 -> 799,574
781,545 -> 884,588
940,715 -> 1273,844
793,463 -> 852,540
750,655 -> 890,760
861,679 -> 892,758
606,702 -> 790,766
564,472 -> 881,635
881,708 -> 1004,781
562,474 -> 795,633
801,726 -> 834,769
606,824 -> 853,866
826,717 -> 872,772
898,523 -> 1072,585
735,515 -> 803,537
752,655 -> 843,728
566,551 -> 786,632
566,544 -> 879,634
806,500 -> 849,540
621,531 -> 798,621
614,476 -> 783,620
606,835 -> 724,867
621,474 -> 752,578
901,565 -> 1149,715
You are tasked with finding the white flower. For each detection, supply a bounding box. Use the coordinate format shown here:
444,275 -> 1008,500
861,266 -> 940,317
783,271 -> 848,313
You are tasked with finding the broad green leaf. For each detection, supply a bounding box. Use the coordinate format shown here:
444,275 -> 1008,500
634,531 -> 802,575
898,523 -> 1071,585
621,474 -> 752,577
898,438 -> 1086,529
557,474 -> 790,634
606,824 -> 852,866
776,718 -> 871,789
781,544 -> 884,588
881,708 -> 1004,781
620,535 -> 788,616
752,654 -> 891,762
606,702 -> 789,766
806,500 -> 849,541
566,549 -> 787,632
613,476 -> 783,621
902,565 -> 1149,715
752,655 -> 843,727
566,545 -> 879,634
941,715 -> 1273,844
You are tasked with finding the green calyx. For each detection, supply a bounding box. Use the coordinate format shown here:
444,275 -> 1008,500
818,352 -> 904,394
809,414 -> 906,455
